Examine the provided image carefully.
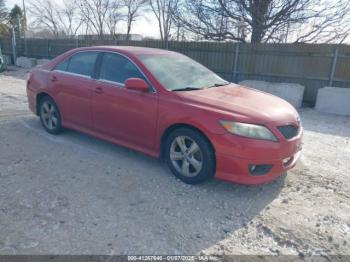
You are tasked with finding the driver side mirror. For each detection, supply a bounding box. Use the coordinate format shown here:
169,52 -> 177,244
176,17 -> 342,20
125,78 -> 149,92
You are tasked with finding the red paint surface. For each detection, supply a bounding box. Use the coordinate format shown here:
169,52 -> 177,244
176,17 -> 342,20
27,46 -> 303,185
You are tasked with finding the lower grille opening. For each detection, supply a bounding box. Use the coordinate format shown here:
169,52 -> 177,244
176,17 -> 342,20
249,164 -> 273,176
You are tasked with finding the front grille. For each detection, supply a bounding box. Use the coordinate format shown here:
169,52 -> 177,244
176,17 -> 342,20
278,125 -> 299,139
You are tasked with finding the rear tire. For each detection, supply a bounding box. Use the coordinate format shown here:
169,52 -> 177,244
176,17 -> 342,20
39,96 -> 63,135
165,128 -> 215,184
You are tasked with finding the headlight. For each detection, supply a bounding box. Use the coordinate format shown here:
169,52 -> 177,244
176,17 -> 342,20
220,121 -> 278,142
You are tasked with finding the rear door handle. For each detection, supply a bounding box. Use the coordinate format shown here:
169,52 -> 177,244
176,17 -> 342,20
95,87 -> 104,94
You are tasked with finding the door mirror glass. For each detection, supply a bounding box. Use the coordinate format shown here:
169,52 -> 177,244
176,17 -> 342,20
125,78 -> 149,92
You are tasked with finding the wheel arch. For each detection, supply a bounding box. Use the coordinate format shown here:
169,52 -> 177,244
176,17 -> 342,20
160,123 -> 216,161
36,92 -> 53,115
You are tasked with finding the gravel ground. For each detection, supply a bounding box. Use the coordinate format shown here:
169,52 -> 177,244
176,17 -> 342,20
0,67 -> 349,256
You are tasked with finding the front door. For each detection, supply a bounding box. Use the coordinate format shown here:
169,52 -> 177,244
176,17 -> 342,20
92,52 -> 158,150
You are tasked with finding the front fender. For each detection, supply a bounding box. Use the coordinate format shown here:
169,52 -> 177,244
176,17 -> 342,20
155,96 -> 229,152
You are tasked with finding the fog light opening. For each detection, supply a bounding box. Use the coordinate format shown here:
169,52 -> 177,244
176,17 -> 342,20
283,156 -> 293,167
249,164 -> 273,176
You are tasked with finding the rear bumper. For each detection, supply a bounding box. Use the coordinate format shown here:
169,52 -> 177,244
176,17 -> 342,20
213,129 -> 303,185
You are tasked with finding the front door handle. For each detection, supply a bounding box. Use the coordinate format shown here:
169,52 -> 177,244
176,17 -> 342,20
95,87 -> 104,94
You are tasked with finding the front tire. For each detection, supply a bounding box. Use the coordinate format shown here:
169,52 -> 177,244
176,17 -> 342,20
165,128 -> 215,184
39,96 -> 63,134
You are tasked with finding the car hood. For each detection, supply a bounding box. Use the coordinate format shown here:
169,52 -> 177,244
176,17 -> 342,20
175,84 -> 299,124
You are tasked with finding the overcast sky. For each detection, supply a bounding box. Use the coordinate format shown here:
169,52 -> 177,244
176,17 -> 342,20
5,0 -> 161,38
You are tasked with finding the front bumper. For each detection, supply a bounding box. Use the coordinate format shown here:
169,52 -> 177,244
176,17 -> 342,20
213,128 -> 303,185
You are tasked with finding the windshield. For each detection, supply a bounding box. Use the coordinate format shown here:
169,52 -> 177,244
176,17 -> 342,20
138,54 -> 228,91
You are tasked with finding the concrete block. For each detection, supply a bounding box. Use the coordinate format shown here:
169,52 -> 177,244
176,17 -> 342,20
16,57 -> 37,68
239,80 -> 305,108
315,86 -> 350,116
37,59 -> 51,66
3,55 -> 12,65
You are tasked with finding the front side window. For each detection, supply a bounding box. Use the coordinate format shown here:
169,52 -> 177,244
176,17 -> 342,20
99,52 -> 146,84
138,54 -> 227,91
66,52 -> 98,77
55,58 -> 69,71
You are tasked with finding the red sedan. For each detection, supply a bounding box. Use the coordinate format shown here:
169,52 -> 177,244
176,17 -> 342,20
26,46 -> 303,185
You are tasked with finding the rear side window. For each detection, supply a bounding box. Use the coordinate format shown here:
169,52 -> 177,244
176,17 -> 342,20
99,52 -> 146,84
66,52 -> 98,77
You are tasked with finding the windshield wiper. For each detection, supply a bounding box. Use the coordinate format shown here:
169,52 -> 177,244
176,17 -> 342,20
207,82 -> 230,88
172,82 -> 230,91
172,87 -> 201,92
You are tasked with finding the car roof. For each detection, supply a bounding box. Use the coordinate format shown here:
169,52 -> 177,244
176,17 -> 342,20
74,46 -> 178,56
42,45 -> 182,71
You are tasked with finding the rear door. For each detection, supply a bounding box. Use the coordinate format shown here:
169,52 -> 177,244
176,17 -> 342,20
92,52 -> 158,150
50,51 -> 99,130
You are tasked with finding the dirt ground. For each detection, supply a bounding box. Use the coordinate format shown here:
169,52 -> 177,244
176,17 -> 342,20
0,67 -> 349,257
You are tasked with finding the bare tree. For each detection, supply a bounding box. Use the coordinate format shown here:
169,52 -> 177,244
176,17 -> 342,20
79,0 -> 111,39
28,0 -> 62,38
123,0 -> 147,40
172,0 -> 243,41
60,0 -> 83,37
290,0 -> 350,43
149,0 -> 179,41
106,0 -> 123,38
173,0 -> 350,43
28,0 -> 85,38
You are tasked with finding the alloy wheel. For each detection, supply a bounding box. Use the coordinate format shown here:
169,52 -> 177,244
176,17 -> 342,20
170,136 -> 203,177
41,101 -> 58,131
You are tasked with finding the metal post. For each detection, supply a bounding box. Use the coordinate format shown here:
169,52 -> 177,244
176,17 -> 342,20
47,39 -> 50,59
329,46 -> 339,87
16,14 -> 22,56
24,33 -> 27,57
22,0 -> 27,23
11,28 -> 17,64
232,43 -> 240,83
22,0 -> 28,57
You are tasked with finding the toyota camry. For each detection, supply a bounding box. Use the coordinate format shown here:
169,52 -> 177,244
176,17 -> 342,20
26,46 -> 303,185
